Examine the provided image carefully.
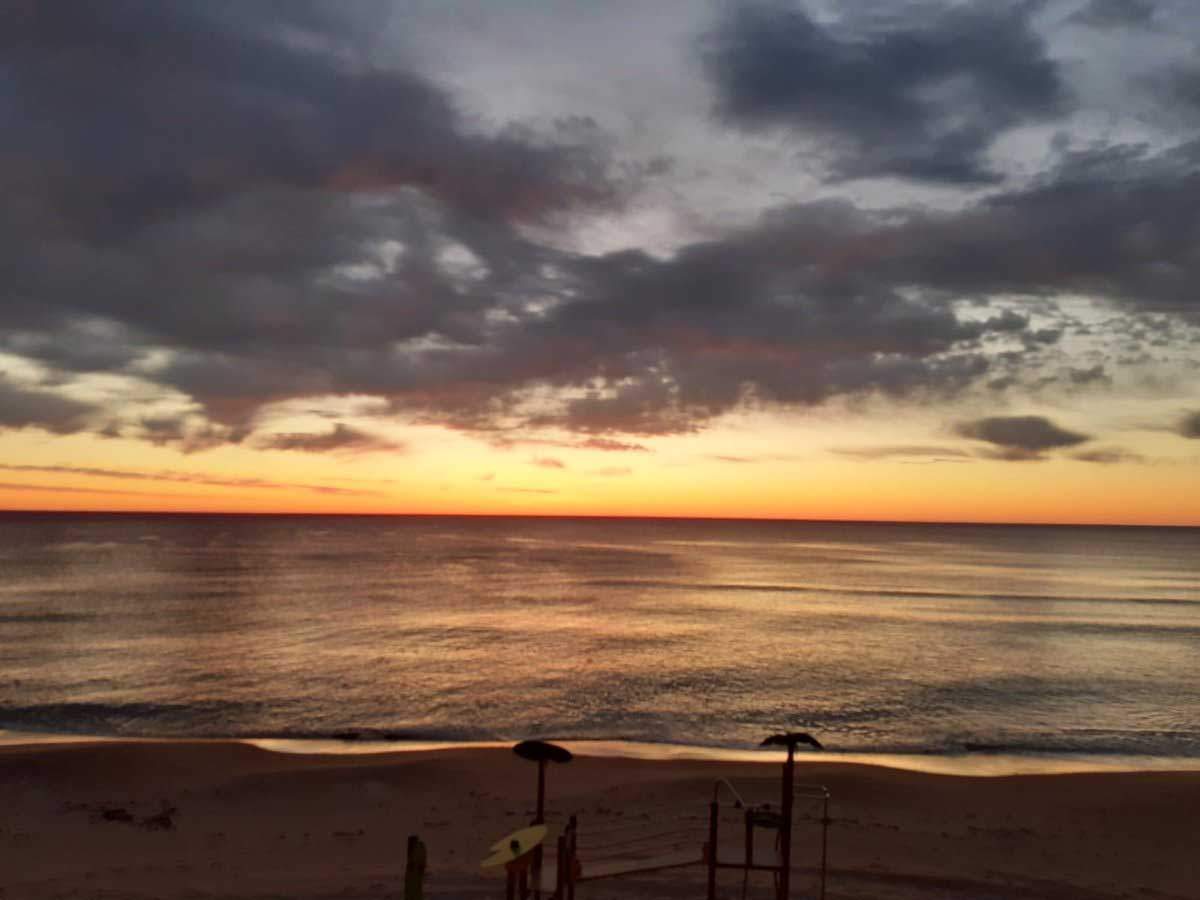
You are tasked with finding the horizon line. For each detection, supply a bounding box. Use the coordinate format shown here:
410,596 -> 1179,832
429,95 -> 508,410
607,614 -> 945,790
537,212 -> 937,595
0,507 -> 1196,530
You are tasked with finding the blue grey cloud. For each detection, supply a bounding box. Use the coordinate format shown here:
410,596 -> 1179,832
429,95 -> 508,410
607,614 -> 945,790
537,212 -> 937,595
956,415 -> 1091,460
702,1 -> 1066,183
1,1 -> 1198,446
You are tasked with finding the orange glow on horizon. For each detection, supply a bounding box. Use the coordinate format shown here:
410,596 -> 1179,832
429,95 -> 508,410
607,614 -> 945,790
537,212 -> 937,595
3,461 -> 1197,528
2,411 -> 1198,528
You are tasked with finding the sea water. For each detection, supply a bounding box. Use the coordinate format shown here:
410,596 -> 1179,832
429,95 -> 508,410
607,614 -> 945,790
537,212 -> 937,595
2,513 -> 1198,762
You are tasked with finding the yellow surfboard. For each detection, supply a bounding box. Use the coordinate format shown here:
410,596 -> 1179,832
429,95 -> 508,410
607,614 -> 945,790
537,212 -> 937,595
481,824 -> 548,869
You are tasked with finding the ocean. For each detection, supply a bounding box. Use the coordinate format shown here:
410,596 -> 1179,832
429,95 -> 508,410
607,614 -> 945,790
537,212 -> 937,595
2,513 -> 1198,765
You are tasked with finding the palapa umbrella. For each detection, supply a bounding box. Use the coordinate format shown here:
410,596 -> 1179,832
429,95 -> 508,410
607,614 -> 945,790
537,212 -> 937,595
512,740 -> 573,896
760,733 -> 823,900
512,739 -> 573,826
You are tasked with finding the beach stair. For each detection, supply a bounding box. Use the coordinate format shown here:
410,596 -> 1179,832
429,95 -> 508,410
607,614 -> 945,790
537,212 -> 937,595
553,773 -> 829,899
489,734 -> 827,898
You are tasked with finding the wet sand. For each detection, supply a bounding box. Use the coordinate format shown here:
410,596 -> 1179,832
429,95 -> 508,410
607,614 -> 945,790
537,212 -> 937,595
2,740 -> 1197,899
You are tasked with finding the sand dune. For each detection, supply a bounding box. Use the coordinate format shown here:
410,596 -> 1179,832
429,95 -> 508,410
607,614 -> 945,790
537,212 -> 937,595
2,741 -> 1197,899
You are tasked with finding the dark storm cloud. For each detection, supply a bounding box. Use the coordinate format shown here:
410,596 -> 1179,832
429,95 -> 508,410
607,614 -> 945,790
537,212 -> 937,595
1068,0 -> 1157,29
4,2 -> 1199,447
956,415 -> 1091,460
8,125 -> 1196,440
0,0 -> 614,367
1155,64 -> 1200,124
0,376 -> 96,433
1,320 -> 146,374
497,201 -> 1019,434
0,1 -> 619,438
1178,411 -> 1200,439
254,423 -> 403,454
701,1 -> 1066,183
3,1 -> 612,235
877,140 -> 1200,314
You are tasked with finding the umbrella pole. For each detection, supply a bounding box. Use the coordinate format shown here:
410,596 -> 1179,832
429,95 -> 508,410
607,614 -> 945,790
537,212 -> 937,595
536,759 -> 546,824
779,744 -> 795,900
532,759 -> 546,897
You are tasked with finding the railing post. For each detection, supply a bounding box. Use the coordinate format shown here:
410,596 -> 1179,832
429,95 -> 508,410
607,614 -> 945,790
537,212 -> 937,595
567,815 -> 577,900
820,794 -> 829,900
403,834 -> 426,900
744,809 -> 754,869
556,833 -> 566,898
707,799 -> 719,900
533,760 -> 546,896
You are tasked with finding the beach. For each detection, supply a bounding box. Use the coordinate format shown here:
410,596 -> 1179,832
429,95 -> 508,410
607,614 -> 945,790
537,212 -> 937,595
3,740 -> 1196,900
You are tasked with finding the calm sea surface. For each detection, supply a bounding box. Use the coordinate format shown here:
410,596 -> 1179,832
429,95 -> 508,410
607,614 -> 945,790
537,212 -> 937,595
1,513 -> 1198,760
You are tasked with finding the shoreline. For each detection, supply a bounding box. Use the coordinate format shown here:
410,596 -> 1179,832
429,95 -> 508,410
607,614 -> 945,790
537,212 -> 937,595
2,738 -> 1197,899
5,729 -> 1200,776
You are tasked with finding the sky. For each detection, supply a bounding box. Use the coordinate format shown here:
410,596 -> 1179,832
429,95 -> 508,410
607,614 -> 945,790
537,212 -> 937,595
2,0 -> 1199,525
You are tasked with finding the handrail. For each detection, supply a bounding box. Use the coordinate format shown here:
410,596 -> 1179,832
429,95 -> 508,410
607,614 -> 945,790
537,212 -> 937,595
711,777 -> 746,808
793,782 -> 831,801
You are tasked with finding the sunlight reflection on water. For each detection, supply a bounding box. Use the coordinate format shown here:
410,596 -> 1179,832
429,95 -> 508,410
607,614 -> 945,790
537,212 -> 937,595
2,514 -> 1198,760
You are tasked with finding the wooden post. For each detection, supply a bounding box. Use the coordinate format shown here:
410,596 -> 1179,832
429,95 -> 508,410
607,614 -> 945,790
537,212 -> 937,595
403,834 -> 426,900
707,799 -> 719,900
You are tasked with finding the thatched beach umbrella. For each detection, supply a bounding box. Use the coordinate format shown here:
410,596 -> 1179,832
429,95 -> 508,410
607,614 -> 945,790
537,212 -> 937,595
513,740 -> 572,896
512,739 -> 573,826
760,733 -> 824,900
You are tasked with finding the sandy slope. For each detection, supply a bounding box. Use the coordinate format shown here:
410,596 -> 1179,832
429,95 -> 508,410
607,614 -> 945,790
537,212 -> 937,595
1,741 -> 1196,899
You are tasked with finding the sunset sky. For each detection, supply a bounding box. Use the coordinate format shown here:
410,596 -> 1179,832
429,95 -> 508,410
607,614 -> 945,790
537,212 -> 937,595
2,0 -> 1199,525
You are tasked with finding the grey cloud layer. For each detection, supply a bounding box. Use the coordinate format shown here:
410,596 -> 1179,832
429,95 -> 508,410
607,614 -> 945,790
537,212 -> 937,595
1069,0 -> 1157,29
4,2 -> 612,234
1179,412 -> 1200,439
956,415 -> 1090,460
0,376 -> 97,433
254,423 -> 404,454
2,2 -> 1199,447
702,1 -> 1065,183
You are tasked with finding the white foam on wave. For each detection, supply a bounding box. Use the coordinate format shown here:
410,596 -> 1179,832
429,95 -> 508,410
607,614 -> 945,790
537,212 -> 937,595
6,729 -> 1200,775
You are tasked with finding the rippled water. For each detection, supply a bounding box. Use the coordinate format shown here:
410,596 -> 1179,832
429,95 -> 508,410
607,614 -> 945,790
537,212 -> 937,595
2,513 -> 1198,758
